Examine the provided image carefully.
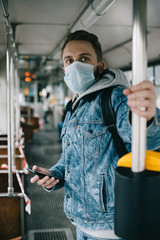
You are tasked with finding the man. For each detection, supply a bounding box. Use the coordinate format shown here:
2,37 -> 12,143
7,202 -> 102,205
30,30 -> 160,240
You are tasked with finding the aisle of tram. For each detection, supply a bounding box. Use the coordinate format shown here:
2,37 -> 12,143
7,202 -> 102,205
1,0 -> 160,239
24,123 -> 76,240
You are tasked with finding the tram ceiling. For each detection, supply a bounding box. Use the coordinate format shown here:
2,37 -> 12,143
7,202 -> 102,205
0,0 -> 160,82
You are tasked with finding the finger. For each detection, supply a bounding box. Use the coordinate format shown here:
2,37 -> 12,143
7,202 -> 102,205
127,90 -> 157,101
130,107 -> 155,120
30,175 -> 39,183
42,178 -> 59,188
33,166 -> 52,176
33,165 -> 38,171
42,177 -> 55,187
37,176 -> 50,185
127,99 -> 156,109
43,178 -> 60,189
123,88 -> 132,96
130,80 -> 154,92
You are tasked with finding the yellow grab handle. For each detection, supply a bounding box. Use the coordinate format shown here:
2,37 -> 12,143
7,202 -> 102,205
117,150 -> 160,172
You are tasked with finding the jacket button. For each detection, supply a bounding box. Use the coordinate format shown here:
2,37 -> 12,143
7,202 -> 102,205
67,169 -> 70,173
67,141 -> 70,146
88,129 -> 93,134
66,194 -> 70,198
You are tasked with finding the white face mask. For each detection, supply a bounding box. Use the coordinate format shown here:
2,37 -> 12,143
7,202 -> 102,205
64,61 -> 97,94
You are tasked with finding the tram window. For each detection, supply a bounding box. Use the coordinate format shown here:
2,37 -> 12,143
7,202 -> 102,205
147,66 -> 154,83
124,65 -> 160,86
155,65 -> 160,86
156,87 -> 160,108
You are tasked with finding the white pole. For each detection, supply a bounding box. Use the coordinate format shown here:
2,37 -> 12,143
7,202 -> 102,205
6,26 -> 14,195
15,68 -> 20,144
1,0 -> 15,195
34,80 -> 38,115
132,0 -> 147,172
10,55 -> 15,169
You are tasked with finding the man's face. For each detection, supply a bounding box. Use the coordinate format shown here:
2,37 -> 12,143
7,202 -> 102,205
62,40 -> 103,74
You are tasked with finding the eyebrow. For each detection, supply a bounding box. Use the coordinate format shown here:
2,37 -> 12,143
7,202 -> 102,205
63,53 -> 92,60
79,53 -> 92,57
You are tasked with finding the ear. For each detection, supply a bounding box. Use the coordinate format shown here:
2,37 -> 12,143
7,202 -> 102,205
98,62 -> 104,74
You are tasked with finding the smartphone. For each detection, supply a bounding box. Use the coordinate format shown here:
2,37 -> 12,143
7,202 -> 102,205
27,167 -> 54,179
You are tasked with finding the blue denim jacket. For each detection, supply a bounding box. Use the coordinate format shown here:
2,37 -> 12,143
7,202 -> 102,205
50,71 -> 160,231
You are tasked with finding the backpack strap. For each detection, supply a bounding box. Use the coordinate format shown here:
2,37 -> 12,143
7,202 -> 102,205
101,87 -> 128,158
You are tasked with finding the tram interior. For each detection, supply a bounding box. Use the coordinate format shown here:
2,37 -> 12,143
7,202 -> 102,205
0,0 -> 160,239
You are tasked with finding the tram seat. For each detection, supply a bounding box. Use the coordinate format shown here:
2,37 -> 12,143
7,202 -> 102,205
0,197 -> 23,240
21,121 -> 34,143
0,171 -> 24,240
0,134 -> 25,146
20,105 -> 40,132
0,139 -> 7,145
24,116 -> 40,132
21,106 -> 34,116
0,134 -> 7,137
0,172 -> 23,192
0,172 -> 24,240
0,134 -> 7,145
0,147 -> 24,170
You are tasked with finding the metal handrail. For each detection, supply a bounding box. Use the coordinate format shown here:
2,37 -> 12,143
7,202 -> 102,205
0,193 -> 23,197
0,155 -> 24,158
132,0 -> 147,172
1,0 -> 14,195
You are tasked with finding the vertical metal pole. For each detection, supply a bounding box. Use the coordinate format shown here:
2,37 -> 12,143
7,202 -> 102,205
34,80 -> 38,115
132,0 -> 147,172
6,26 -> 14,195
15,68 -> 20,145
10,55 -> 15,169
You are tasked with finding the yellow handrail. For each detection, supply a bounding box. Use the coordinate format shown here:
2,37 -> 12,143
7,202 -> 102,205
117,150 -> 160,172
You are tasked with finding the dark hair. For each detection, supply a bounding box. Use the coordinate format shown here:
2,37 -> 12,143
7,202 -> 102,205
61,30 -> 102,62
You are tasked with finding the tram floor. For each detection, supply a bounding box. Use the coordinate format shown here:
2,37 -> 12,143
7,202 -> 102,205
25,122 -> 76,240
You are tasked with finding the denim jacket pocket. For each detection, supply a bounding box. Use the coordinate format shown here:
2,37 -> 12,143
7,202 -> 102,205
86,173 -> 108,220
80,124 -> 107,159
100,174 -> 108,213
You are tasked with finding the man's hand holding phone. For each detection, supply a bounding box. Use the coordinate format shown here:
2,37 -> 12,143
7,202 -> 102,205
29,165 -> 60,189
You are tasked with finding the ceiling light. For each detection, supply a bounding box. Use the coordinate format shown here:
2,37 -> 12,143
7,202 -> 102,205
71,0 -> 117,31
25,77 -> 32,82
25,71 -> 31,77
